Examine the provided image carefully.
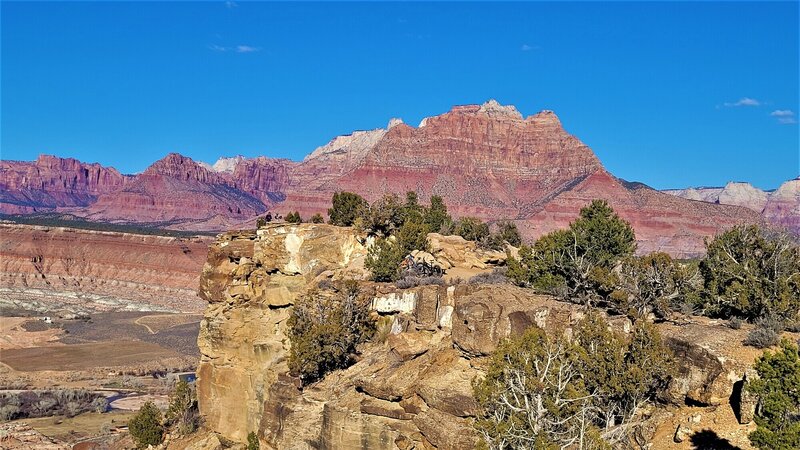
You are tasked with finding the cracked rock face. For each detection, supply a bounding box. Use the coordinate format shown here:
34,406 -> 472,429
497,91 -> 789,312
194,224 -> 766,450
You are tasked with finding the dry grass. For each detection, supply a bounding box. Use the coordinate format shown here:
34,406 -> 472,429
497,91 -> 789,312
134,314 -> 202,334
15,410 -> 136,442
0,340 -> 182,371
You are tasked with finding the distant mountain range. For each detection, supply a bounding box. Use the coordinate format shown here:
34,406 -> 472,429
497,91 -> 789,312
2,100 -> 795,258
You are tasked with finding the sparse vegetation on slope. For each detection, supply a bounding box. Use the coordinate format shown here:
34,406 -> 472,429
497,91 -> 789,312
287,281 -> 375,385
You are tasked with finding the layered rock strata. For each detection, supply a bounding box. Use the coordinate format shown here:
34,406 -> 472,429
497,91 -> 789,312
0,223 -> 210,313
2,101 -> 777,257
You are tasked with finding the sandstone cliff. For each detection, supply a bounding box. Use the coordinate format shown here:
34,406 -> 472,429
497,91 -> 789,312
189,224 -> 762,450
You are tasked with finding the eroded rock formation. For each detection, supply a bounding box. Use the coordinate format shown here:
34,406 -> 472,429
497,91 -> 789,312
191,224 -> 762,450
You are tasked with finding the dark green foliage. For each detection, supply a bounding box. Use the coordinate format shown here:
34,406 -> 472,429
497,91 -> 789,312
364,193 -> 406,236
454,217 -> 490,242
574,313 -> 673,428
366,220 -> 430,282
129,401 -> 164,449
365,238 -> 405,282
285,211 -> 302,223
496,221 -> 522,247
402,191 -> 424,224
247,431 -> 260,450
699,225 -> 800,321
328,192 -> 368,227
165,380 -> 200,435
310,213 -> 324,224
287,282 -> 375,385
747,340 -> 800,449
423,195 -> 452,233
256,216 -> 267,228
507,200 -> 636,304
482,221 -> 523,251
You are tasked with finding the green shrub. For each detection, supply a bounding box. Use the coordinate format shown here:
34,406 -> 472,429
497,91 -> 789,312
365,238 -> 404,282
364,193 -> 405,236
423,195 -> 452,234
165,380 -> 199,435
474,314 -> 673,448
247,431 -> 260,450
574,312 -> 673,427
507,200 -> 636,305
328,192 -> 368,227
473,326 -> 610,449
287,282 -> 374,385
747,340 -> 800,449
612,252 -> 700,319
285,211 -> 302,223
483,221 -> 522,250
129,401 -> 164,449
366,220 -> 430,282
310,213 -> 324,224
700,225 -> 800,321
454,217 -> 490,242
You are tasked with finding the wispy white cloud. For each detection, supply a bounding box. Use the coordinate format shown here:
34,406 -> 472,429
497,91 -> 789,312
225,1 -> 238,8
520,44 -> 539,51
723,97 -> 761,107
771,109 -> 797,124
208,44 -> 261,53
771,109 -> 794,117
235,45 -> 260,53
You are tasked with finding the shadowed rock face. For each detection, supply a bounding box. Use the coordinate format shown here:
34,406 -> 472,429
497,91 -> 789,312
193,224 -> 765,450
1,101 -> 775,256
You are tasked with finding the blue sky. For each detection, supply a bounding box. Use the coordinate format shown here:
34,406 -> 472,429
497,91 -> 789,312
2,1 -> 798,190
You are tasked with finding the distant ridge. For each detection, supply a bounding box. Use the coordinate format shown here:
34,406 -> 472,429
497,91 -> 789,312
2,99 -> 789,258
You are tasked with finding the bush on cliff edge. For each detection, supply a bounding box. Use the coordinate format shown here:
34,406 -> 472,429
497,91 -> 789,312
287,281 -> 375,385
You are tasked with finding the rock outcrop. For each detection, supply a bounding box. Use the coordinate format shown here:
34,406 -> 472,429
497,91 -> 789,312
0,223 -> 210,313
191,224 -> 762,450
2,100 -> 778,256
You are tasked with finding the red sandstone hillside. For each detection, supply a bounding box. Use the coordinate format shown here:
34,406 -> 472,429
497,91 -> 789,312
1,100 -> 785,257
0,155 -> 130,213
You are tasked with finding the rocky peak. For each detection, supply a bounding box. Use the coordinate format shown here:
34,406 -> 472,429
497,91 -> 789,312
718,181 -> 769,212
477,99 -> 524,120
143,153 -> 224,185
387,118 -> 404,129
302,128 -> 388,164
527,109 -> 562,128
212,156 -> 246,174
